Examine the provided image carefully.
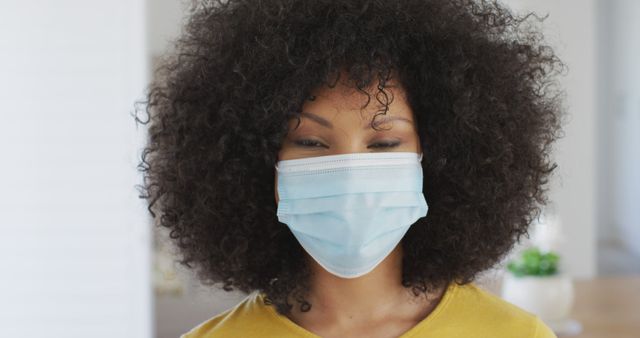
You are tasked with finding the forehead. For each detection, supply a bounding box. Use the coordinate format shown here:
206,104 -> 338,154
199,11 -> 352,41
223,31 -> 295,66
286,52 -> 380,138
301,77 -> 413,121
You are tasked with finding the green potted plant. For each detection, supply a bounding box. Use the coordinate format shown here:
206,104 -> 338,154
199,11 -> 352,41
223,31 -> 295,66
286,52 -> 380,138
506,247 -> 560,277
501,246 -> 575,332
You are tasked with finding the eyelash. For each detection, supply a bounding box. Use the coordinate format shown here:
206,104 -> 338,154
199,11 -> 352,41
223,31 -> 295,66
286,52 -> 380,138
294,139 -> 401,149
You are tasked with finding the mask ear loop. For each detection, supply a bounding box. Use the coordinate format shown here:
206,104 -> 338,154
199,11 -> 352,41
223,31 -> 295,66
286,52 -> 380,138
418,152 -> 424,162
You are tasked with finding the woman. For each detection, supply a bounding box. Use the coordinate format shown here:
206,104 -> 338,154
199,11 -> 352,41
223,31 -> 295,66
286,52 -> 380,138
136,0 -> 566,337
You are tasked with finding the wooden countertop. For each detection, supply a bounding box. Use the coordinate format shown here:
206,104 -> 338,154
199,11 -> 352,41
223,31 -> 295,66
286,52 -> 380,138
567,275 -> 640,338
479,275 -> 640,338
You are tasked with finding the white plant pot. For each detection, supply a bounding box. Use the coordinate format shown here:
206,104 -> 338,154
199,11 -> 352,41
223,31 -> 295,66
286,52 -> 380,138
501,273 -> 574,324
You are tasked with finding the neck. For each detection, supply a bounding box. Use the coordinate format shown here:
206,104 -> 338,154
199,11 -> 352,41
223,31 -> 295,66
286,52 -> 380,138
289,244 -> 443,328
310,245 -> 405,319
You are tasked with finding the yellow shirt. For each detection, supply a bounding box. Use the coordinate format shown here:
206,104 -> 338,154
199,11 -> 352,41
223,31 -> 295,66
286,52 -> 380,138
180,282 -> 557,338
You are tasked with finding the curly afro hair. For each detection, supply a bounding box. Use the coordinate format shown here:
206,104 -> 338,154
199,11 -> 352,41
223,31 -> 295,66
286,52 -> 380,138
135,0 -> 567,315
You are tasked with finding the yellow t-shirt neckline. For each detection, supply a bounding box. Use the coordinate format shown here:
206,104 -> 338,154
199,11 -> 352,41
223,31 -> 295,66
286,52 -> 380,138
258,281 -> 458,337
181,281 -> 557,337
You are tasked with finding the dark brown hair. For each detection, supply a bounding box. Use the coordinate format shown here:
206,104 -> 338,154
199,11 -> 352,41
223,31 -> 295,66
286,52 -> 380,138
135,0 -> 566,315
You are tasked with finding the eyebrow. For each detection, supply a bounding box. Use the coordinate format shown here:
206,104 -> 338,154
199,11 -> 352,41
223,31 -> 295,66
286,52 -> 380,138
299,111 -> 414,130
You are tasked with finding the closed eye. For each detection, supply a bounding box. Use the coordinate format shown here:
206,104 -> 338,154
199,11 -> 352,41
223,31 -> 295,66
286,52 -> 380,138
293,139 -> 328,148
293,139 -> 401,149
368,141 -> 401,149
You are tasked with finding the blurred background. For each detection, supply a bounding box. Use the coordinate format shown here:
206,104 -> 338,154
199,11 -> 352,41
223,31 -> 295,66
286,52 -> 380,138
0,0 -> 638,337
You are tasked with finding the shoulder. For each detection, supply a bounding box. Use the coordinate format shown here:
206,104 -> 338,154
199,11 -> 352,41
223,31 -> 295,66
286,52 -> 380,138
442,282 -> 557,338
180,292 -> 272,338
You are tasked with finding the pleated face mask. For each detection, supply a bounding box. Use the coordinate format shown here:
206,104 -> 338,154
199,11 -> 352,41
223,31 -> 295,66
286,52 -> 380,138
274,151 -> 428,278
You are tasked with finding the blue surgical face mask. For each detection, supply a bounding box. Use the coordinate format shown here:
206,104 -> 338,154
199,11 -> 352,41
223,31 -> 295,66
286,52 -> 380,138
274,151 -> 428,279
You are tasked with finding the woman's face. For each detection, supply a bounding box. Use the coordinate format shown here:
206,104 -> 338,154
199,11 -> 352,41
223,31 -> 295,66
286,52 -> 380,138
275,78 -> 422,204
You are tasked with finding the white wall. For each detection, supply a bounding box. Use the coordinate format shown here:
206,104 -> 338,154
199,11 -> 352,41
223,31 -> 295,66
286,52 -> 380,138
0,1 -> 151,337
148,0 -> 189,57
503,0 -> 598,278
602,0 -> 640,258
